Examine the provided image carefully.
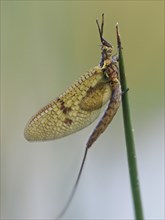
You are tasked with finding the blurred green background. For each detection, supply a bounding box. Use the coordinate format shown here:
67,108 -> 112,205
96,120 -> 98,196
1,1 -> 164,219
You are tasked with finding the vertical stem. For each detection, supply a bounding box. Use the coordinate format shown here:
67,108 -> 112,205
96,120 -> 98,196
116,24 -> 144,220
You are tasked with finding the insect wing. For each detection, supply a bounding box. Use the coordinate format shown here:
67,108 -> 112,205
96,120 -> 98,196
24,67 -> 112,141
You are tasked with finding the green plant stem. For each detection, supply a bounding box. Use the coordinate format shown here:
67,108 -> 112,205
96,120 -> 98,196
116,24 -> 144,220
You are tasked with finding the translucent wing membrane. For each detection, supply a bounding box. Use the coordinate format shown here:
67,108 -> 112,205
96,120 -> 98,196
24,67 -> 112,141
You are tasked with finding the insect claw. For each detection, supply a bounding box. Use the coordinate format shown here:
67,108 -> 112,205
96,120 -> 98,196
122,88 -> 129,95
112,54 -> 119,62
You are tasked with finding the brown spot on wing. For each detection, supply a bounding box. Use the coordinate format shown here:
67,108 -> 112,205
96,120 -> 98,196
58,98 -> 72,114
64,118 -> 73,125
79,82 -> 111,111
62,107 -> 72,114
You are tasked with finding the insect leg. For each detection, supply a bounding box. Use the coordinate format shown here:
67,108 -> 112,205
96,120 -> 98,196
96,13 -> 104,43
122,88 -> 129,95
112,54 -> 119,62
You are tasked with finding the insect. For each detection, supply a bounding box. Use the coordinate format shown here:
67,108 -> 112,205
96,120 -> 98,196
24,14 -> 122,218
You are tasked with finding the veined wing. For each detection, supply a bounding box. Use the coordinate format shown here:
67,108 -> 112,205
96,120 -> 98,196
24,66 -> 112,141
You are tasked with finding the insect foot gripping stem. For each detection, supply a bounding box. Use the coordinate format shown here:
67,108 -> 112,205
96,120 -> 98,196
122,88 -> 129,95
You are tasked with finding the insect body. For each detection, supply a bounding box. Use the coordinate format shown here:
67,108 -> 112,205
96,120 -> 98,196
24,14 -> 122,218
24,15 -> 121,147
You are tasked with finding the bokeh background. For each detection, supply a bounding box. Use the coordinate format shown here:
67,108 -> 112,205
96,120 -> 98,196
1,1 -> 164,219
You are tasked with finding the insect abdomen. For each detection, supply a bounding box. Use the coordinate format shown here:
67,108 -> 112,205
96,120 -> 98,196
86,78 -> 121,148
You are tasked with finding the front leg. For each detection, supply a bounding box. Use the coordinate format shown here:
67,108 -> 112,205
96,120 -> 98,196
112,54 -> 119,62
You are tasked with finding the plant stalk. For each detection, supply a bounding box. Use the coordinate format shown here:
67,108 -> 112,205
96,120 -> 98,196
116,24 -> 144,220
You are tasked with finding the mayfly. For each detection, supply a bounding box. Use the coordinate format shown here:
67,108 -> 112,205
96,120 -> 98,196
24,14 -> 122,218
